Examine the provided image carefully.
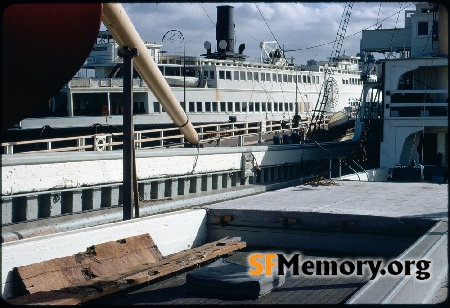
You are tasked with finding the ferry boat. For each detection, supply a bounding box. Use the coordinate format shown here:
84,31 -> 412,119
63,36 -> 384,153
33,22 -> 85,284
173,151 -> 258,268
17,5 -> 367,131
359,2 -> 448,183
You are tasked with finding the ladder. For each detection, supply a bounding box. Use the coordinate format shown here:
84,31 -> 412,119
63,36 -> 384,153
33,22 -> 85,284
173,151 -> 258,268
307,2 -> 353,142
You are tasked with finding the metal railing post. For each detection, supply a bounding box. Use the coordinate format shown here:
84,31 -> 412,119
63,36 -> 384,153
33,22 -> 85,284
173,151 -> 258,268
119,46 -> 138,221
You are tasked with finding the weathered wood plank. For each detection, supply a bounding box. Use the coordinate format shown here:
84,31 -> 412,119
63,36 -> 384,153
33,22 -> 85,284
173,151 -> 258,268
14,234 -> 162,296
8,237 -> 246,305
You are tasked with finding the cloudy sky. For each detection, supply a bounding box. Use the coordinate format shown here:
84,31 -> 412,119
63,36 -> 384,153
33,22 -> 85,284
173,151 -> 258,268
101,1 -> 414,65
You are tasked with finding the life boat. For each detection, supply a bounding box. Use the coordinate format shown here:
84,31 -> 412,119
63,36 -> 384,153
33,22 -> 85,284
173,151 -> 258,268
2,3 -> 103,132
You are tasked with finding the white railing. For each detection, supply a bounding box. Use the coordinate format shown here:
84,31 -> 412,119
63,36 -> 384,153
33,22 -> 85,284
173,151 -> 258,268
1,120 -> 317,155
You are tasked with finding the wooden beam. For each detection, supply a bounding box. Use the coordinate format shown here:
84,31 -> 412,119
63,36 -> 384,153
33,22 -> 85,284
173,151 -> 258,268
8,237 -> 246,305
14,234 -> 163,295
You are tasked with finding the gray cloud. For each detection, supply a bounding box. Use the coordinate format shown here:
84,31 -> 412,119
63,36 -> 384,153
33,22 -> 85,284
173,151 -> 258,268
102,2 -> 412,65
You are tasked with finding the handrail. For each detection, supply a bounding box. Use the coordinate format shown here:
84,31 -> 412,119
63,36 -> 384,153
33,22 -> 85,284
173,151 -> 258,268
2,120 -> 303,155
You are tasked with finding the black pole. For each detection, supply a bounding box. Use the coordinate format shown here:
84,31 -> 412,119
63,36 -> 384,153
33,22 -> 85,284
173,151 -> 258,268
183,41 -> 186,110
119,46 -> 138,221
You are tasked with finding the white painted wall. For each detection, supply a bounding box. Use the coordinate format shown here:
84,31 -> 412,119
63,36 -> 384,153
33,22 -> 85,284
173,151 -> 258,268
1,208 -> 207,300
1,146 -> 328,195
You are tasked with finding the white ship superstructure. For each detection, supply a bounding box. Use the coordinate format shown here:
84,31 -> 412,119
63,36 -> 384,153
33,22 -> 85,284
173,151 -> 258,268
360,2 -> 448,182
20,5 -> 366,130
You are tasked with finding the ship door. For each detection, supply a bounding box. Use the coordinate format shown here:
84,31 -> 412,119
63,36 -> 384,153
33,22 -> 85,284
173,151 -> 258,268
418,133 -> 437,165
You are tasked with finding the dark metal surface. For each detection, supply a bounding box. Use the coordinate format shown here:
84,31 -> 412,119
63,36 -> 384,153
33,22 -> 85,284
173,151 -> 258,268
120,46 -> 138,221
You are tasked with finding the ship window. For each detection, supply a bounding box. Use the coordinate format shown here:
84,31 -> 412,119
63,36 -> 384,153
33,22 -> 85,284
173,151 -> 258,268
196,102 -> 202,112
212,102 -> 218,112
189,102 -> 195,112
261,102 -> 266,112
165,67 -> 180,76
285,103 -> 289,111
418,21 -> 428,36
278,74 -> 283,83
242,102 -> 247,112
261,73 -> 266,82
283,74 -> 288,82
153,102 -> 160,113
220,101 -> 226,112
254,72 -> 259,81
219,71 -> 225,79
279,103 -> 283,111
307,76 -> 311,83
255,102 -> 260,112
240,71 -> 246,80
205,102 -> 211,112
266,73 -> 271,81
235,102 -> 240,112
228,102 -> 233,112
303,75 -> 307,83
274,103 -> 278,112
225,71 -> 232,80
234,71 -> 239,80
273,73 -> 277,82
249,102 -> 254,112
289,103 -> 294,112
247,72 -> 253,80
267,102 -> 272,112
288,75 -> 292,83
185,69 -> 196,77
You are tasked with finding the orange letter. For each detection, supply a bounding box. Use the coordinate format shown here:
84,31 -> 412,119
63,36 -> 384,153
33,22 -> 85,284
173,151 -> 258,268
265,253 -> 277,275
249,253 -> 263,276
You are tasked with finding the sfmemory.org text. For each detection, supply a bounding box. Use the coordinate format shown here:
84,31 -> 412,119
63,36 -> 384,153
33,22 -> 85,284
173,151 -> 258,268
248,253 -> 431,280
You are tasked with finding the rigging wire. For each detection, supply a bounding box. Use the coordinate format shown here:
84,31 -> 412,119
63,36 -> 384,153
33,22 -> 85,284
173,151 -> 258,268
255,3 -> 280,47
376,3 -> 382,28
200,4 -> 216,26
284,3 -> 413,53
386,2 -> 403,59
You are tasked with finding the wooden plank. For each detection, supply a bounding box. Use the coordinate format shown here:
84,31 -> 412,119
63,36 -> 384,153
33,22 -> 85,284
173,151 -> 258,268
14,234 -> 163,296
8,237 -> 246,305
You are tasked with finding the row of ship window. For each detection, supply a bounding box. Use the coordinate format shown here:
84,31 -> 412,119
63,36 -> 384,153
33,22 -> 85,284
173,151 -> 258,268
159,67 -> 362,85
216,70 -> 321,84
153,101 -> 296,113
215,70 -> 362,85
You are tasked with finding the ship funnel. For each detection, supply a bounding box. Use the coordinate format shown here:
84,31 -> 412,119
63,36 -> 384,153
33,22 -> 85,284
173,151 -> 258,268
216,5 -> 235,54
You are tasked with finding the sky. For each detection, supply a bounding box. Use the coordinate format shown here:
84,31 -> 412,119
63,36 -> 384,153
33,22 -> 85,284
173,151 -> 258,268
100,1 -> 415,65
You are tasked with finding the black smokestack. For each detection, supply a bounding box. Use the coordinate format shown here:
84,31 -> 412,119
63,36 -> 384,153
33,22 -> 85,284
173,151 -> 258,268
216,5 -> 234,54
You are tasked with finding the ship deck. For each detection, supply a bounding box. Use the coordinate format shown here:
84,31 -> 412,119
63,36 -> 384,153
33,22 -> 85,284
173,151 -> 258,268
85,181 -> 448,305
87,248 -> 370,305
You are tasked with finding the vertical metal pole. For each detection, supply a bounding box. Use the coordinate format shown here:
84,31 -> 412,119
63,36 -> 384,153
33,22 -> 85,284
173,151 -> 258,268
329,158 -> 332,179
120,46 -> 138,221
339,158 -> 342,178
183,40 -> 186,111
107,92 -> 111,115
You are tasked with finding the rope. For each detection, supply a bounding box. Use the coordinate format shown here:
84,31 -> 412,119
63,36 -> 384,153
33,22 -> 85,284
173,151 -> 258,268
255,4 -> 280,47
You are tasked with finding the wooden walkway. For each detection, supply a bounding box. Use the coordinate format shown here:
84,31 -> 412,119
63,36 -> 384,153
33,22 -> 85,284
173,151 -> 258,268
86,248 -> 372,305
